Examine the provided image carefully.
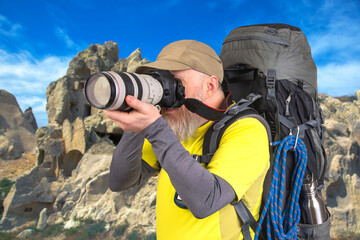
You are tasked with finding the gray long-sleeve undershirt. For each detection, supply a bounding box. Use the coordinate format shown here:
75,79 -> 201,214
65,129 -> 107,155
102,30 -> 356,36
109,117 -> 236,219
109,131 -> 157,191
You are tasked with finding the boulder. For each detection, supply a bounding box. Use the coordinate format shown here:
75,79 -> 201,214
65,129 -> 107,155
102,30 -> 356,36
64,219 -> 80,229
36,207 -> 48,231
16,228 -> 36,239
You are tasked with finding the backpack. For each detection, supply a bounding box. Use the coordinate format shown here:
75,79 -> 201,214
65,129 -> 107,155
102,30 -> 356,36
198,24 -> 330,240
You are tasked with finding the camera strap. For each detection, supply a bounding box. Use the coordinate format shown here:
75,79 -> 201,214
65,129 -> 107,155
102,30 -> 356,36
183,91 -> 231,121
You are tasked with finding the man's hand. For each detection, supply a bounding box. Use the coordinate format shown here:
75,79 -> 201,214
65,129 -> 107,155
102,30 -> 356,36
103,95 -> 161,133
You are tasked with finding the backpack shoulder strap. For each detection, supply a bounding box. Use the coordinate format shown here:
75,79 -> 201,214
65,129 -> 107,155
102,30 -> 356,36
232,200 -> 259,239
196,94 -> 271,166
193,95 -> 272,240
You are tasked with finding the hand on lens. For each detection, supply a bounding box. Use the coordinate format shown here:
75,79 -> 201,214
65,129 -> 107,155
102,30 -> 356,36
103,95 -> 161,133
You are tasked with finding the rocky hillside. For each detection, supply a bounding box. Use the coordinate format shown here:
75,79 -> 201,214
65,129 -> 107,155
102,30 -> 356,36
320,92 -> 360,236
0,90 -> 37,160
0,41 -> 359,239
0,42 -> 156,239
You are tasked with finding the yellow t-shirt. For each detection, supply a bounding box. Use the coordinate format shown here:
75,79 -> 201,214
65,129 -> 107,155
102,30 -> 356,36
142,117 -> 269,240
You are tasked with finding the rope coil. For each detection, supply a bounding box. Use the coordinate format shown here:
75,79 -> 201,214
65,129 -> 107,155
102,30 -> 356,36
255,135 -> 308,240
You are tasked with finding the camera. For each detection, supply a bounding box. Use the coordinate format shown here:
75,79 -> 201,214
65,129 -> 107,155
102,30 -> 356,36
84,70 -> 185,111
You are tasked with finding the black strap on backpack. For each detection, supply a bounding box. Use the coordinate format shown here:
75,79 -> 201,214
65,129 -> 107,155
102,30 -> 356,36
232,200 -> 259,239
193,94 -> 264,164
192,95 -> 272,240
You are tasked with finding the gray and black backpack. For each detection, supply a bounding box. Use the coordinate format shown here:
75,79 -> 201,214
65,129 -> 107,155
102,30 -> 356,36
198,24 -> 330,240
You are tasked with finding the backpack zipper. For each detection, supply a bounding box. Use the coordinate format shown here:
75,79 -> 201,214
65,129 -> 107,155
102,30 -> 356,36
223,36 -> 289,46
285,93 -> 292,117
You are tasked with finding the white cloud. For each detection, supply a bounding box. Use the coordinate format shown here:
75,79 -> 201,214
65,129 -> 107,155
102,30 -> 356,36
0,49 -> 70,94
317,61 -> 360,96
55,27 -> 80,50
295,0 -> 360,96
54,26 -> 88,52
306,1 -> 360,60
0,49 -> 71,126
18,96 -> 47,112
310,21 -> 360,60
0,14 -> 22,37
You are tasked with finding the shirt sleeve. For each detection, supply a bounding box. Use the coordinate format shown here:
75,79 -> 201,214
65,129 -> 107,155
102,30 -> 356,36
108,131 -> 158,192
142,139 -> 161,171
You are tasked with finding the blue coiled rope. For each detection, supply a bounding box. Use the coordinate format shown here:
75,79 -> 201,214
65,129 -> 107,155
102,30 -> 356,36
254,134 -> 308,240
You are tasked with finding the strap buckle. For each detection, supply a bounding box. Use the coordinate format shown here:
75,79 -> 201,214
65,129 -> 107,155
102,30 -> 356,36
266,69 -> 276,100
266,69 -> 276,88
192,154 -> 212,166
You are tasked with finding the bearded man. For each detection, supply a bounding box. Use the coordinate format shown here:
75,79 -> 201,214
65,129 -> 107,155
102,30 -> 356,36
104,40 -> 269,240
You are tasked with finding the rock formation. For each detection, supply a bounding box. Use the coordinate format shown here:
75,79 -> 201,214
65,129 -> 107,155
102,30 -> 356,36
0,41 -> 359,239
0,41 -> 155,237
0,90 -> 37,160
320,91 -> 360,235
24,107 -> 38,132
45,42 -> 149,126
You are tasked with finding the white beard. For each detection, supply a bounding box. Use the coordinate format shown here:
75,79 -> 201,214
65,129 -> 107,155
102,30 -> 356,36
163,106 -> 207,142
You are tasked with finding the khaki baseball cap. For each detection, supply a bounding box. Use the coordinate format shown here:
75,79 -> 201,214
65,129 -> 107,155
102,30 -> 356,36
136,40 -> 224,83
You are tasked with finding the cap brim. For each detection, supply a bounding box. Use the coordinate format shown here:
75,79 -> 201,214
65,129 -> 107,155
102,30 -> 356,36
135,59 -> 192,74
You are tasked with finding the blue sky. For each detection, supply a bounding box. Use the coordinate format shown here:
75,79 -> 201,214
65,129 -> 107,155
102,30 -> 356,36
0,0 -> 359,127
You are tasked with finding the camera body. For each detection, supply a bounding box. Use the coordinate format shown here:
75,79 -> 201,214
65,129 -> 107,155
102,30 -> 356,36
84,70 -> 185,111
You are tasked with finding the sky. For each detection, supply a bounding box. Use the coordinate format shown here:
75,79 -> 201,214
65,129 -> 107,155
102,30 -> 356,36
0,0 -> 359,127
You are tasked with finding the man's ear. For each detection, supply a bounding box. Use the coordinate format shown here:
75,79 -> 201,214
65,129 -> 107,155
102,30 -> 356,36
204,75 -> 219,98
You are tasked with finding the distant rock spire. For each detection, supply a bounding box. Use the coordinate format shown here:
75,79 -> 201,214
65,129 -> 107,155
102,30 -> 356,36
24,107 -> 38,132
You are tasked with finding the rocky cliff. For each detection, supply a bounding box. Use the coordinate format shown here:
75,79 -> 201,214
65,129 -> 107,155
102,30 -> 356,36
0,41 -> 359,239
0,42 -> 155,238
320,92 -> 360,235
0,90 -> 37,160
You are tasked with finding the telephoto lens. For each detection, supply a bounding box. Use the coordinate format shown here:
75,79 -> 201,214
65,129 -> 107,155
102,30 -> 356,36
84,70 -> 185,111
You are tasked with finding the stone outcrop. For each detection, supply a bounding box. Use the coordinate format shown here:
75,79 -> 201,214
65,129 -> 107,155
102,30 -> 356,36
320,90 -> 360,236
24,107 -> 38,132
0,42 -> 152,235
45,41 -> 149,126
112,48 -> 150,73
35,41 -> 145,181
47,141 -> 156,233
62,118 -> 88,155
0,90 -> 37,160
1,166 -> 62,230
